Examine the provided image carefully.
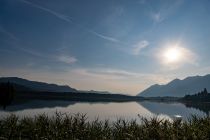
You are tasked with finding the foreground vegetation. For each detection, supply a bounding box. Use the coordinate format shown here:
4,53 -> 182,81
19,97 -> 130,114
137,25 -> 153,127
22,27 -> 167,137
1,113 -> 210,140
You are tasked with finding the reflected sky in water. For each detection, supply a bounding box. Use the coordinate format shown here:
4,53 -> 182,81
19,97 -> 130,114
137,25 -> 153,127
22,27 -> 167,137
0,101 -> 207,122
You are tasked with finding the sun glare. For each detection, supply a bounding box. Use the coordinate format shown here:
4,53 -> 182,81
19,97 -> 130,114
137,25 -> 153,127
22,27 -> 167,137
163,46 -> 182,63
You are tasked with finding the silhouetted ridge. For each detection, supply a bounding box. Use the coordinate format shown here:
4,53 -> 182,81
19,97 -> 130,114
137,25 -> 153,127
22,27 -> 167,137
167,78 -> 180,85
0,77 -> 77,92
138,74 -> 210,97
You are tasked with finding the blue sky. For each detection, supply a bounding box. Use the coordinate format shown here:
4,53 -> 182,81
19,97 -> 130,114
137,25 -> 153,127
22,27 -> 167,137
1,0 -> 210,95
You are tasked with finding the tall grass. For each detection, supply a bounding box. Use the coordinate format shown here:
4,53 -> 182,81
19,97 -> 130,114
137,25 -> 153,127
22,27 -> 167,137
0,113 -> 210,139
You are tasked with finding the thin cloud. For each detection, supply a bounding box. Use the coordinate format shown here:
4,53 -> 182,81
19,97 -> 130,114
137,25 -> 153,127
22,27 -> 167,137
88,69 -> 142,78
88,30 -> 119,43
17,45 -> 78,65
70,68 -> 142,80
4,36 -> 77,65
18,46 -> 48,58
0,25 -> 19,41
19,0 -> 73,23
58,55 -> 77,64
2,35 -> 47,59
132,40 -> 149,55
19,0 -> 120,43
0,14 -> 77,65
79,68 -> 170,83
151,12 -> 163,22
149,0 -> 184,23
68,68 -> 171,94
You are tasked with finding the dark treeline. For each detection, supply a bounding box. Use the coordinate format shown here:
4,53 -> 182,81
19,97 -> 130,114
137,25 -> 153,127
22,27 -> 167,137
182,88 -> 210,102
16,91 -> 144,102
181,88 -> 210,115
0,82 -> 15,109
0,82 -> 144,107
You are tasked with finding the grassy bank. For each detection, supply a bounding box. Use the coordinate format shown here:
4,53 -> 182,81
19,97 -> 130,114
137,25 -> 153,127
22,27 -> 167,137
0,113 -> 210,140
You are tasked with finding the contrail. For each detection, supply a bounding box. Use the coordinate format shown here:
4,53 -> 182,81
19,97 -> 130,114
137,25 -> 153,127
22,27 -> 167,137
20,0 -> 73,23
0,25 -> 19,41
19,0 -> 120,43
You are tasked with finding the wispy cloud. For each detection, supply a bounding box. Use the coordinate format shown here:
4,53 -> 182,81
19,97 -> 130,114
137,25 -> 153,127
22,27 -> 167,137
1,33 -> 48,59
0,15 -> 77,66
3,34 -> 78,65
66,68 -> 171,94
16,46 -> 78,65
19,0 -> 120,43
88,69 -> 142,78
149,0 -> 184,23
0,24 -> 48,58
88,30 -> 119,43
71,68 -> 129,80
132,40 -> 149,55
0,25 -> 19,41
19,0 -> 73,23
18,46 -> 78,65
73,68 -> 170,84
58,55 -> 77,64
18,46 -> 48,58
151,12 -> 163,23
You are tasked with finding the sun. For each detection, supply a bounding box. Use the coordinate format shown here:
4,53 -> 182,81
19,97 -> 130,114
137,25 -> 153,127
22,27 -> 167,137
163,47 -> 182,63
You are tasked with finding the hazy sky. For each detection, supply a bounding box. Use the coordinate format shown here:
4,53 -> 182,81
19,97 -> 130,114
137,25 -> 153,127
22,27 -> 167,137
1,0 -> 210,95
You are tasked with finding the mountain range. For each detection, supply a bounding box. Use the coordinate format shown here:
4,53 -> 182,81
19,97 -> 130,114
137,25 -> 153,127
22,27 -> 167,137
138,74 -> 210,97
0,77 -> 77,92
0,77 -> 141,102
1,74 -> 210,98
0,77 -> 126,95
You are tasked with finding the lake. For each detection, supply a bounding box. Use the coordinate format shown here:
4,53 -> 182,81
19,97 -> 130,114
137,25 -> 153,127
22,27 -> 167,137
0,100 -> 208,122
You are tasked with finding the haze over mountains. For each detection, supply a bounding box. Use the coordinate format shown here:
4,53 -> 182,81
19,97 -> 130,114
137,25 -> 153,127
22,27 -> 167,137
0,77 -> 140,102
1,74 -> 210,98
138,74 -> 210,97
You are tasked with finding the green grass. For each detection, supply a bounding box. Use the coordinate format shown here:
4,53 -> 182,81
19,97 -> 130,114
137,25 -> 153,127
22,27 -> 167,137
0,113 -> 210,140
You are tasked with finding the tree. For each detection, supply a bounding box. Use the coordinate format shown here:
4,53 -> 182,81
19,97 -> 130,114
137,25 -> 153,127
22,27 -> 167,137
204,88 -> 208,95
0,82 -> 15,109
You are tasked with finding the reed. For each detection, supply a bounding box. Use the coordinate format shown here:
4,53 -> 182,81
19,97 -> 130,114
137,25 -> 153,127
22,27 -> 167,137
0,113 -> 210,140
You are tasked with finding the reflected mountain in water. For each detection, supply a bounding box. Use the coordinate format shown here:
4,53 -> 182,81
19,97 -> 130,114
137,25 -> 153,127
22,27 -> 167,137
0,100 -> 122,112
0,100 -> 76,111
0,99 -> 209,121
138,101 -> 206,119
0,102 -> 153,122
183,102 -> 210,115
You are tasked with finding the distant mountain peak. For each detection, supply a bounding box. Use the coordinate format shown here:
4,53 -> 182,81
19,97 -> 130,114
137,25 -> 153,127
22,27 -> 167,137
167,78 -> 180,85
138,74 -> 210,97
172,78 -> 180,81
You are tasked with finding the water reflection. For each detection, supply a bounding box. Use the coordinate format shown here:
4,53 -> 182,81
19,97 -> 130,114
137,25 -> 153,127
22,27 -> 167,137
183,102 -> 210,116
0,101 -> 153,121
0,100 -> 209,121
138,101 -> 206,120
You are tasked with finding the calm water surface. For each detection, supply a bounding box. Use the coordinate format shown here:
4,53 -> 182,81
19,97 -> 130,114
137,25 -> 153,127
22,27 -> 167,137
0,100 -> 207,121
